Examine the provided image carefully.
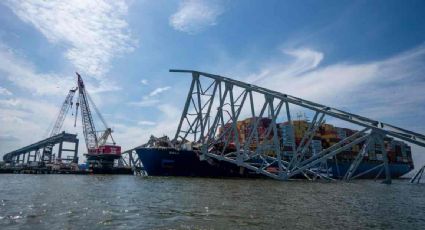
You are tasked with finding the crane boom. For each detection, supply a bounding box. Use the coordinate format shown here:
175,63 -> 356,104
42,87 -> 77,161
50,88 -> 77,137
76,73 -> 98,152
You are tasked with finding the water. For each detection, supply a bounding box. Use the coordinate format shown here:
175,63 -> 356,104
0,175 -> 424,229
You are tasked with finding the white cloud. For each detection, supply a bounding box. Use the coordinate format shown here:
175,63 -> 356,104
128,97 -> 159,107
138,120 -> 156,126
114,103 -> 182,149
248,46 -> 425,123
0,44 -> 120,96
0,134 -> 19,142
220,45 -> 425,125
128,86 -> 172,107
149,86 -> 171,96
170,0 -> 224,34
246,48 -> 324,84
0,44 -> 73,95
3,0 -> 136,78
140,79 -> 149,85
0,98 -> 20,107
0,86 -> 12,96
283,48 -> 324,73
0,97 -> 61,154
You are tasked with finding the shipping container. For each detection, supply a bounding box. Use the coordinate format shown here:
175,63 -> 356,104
335,127 -> 347,139
216,117 -> 414,167
311,140 -> 322,155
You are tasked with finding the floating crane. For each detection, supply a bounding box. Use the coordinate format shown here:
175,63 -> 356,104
74,73 -> 121,170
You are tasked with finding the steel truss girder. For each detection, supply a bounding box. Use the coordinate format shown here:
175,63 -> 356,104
344,136 -> 372,180
171,69 -> 425,181
410,164 -> 425,183
121,148 -> 144,175
288,111 -> 325,171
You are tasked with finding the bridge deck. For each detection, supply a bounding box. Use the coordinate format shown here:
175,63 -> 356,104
2,132 -> 78,163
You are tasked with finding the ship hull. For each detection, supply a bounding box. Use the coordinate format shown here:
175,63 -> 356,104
136,147 -> 260,178
328,161 -> 413,179
136,148 -> 413,179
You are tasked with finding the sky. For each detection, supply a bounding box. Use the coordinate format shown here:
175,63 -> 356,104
0,0 -> 425,166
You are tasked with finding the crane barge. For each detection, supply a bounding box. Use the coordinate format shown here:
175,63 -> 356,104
74,73 -> 122,172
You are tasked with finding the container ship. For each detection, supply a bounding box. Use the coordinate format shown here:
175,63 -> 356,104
136,136 -> 260,177
136,118 -> 414,179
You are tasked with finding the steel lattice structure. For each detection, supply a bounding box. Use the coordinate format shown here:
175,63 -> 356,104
120,148 -> 144,175
76,73 -> 98,150
171,69 -> 425,183
50,88 -> 77,137
42,88 -> 77,160
410,165 -> 425,183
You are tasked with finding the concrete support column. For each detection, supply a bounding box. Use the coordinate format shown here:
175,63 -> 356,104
58,141 -> 63,162
73,140 -> 79,163
27,151 -> 31,163
41,148 -> 45,162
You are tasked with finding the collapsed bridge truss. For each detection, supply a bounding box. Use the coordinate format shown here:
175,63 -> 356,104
171,70 -> 425,183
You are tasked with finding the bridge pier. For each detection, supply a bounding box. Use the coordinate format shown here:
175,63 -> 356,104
73,140 -> 79,163
58,141 -> 63,162
33,150 -> 37,162
2,132 -> 79,167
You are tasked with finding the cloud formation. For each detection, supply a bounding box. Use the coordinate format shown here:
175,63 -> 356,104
246,48 -> 324,84
149,86 -> 171,96
0,97 -> 61,153
128,98 -> 159,107
0,44 -> 120,96
129,86 -> 171,107
0,86 -> 12,96
137,120 -> 156,126
0,134 -> 19,142
170,0 -> 224,34
114,103 -> 182,149
140,79 -> 149,85
4,0 -> 136,78
0,44 -> 73,95
247,46 -> 425,125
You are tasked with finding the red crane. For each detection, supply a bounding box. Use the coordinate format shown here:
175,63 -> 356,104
74,73 -> 121,169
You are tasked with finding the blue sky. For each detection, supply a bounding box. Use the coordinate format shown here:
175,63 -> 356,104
0,0 -> 425,165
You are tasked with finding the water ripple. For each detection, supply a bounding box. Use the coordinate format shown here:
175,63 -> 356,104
0,175 -> 424,229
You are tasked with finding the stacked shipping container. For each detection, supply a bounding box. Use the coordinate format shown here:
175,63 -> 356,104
217,118 -> 413,166
218,117 -> 272,151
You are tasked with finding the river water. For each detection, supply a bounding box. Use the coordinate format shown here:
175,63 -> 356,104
0,175 -> 424,229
